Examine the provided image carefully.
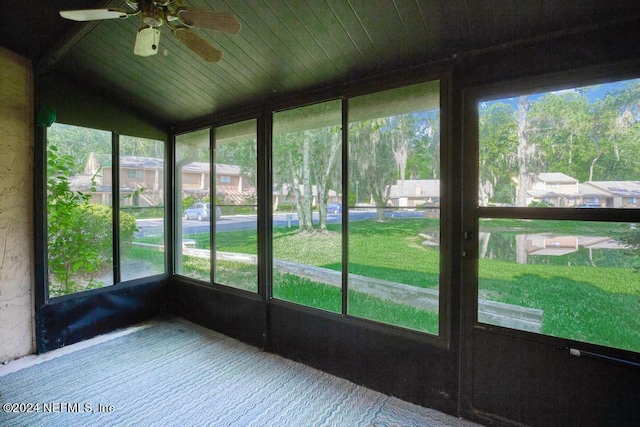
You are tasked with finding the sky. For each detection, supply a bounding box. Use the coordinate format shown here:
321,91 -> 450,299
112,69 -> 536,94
480,77 -> 639,109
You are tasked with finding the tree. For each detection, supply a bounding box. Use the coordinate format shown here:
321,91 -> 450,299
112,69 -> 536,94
216,138 -> 257,188
515,96 -> 535,206
390,115 -> 410,181
47,145 -> 136,295
120,135 -> 164,158
411,112 -> 441,180
349,118 -> 396,220
47,124 -> 112,175
590,82 -> 640,180
479,102 -> 518,205
527,92 -> 593,181
273,120 -> 342,233
309,126 -> 341,231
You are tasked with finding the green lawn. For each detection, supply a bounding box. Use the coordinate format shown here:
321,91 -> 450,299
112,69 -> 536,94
478,218 -> 640,352
132,217 -> 639,351
179,218 -> 441,334
479,258 -> 640,352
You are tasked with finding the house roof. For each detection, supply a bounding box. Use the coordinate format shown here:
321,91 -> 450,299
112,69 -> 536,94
585,181 -> 640,197
110,157 -> 242,176
118,156 -> 164,170
215,164 -> 242,176
68,173 -> 131,194
181,161 -> 209,174
577,184 -> 612,198
181,162 -> 241,176
535,173 -> 578,183
528,183 -> 612,198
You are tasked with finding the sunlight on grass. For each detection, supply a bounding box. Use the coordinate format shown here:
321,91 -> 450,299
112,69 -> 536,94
479,261 -> 640,352
181,255 -> 210,282
216,260 -> 258,292
349,291 -> 439,334
478,219 -> 640,352
274,272 -> 438,333
273,230 -> 342,267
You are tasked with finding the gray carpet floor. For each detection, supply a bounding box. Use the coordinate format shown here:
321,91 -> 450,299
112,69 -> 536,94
0,318 -> 481,427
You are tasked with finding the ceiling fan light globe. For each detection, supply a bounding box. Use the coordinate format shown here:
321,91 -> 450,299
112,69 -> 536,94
134,26 -> 161,57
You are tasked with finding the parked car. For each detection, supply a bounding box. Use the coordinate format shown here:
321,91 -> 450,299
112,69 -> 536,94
183,203 -> 222,221
327,203 -> 342,214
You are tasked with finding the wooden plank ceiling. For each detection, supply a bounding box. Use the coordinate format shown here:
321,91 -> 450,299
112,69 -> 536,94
9,1 -> 640,126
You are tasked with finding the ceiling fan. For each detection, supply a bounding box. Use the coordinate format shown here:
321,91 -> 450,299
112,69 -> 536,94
59,0 -> 241,62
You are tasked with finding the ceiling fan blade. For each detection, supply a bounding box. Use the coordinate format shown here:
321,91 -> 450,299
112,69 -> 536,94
173,28 -> 222,62
177,9 -> 241,34
60,9 -> 131,21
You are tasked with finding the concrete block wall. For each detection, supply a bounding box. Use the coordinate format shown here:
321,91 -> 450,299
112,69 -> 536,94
0,47 -> 34,362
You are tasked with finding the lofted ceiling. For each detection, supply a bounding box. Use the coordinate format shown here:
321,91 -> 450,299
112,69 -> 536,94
3,1 -> 640,127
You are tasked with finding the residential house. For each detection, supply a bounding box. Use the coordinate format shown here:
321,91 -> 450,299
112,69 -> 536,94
72,154 -> 251,207
525,173 -> 636,208
526,172 -> 579,206
386,179 -> 440,208
584,181 -> 640,208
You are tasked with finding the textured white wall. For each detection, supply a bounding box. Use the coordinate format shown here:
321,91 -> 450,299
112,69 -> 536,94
0,47 -> 34,362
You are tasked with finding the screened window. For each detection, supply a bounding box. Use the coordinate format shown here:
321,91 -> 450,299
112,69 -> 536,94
348,81 -> 441,333
175,128 -> 211,281
270,80 -> 442,334
214,120 -> 258,292
46,123 -> 113,296
477,77 -> 640,353
272,101 -> 343,311
45,125 -> 166,297
119,135 -> 166,281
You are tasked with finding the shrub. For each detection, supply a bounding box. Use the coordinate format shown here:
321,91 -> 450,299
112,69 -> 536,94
47,145 -> 137,295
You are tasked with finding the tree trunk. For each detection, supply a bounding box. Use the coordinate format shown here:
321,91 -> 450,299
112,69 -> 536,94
313,130 -> 341,231
301,134 -> 314,232
478,232 -> 491,259
589,153 -> 601,181
392,116 -> 408,182
516,96 -> 530,207
286,151 -> 306,231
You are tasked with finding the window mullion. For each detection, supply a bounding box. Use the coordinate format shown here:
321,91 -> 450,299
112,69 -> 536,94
342,97 -> 349,316
210,127 -> 216,284
113,132 -> 121,284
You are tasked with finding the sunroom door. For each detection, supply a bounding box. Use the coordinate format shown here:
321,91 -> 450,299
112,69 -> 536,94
462,74 -> 640,425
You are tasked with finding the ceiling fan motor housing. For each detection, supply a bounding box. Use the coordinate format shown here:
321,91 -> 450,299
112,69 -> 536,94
140,0 -> 164,27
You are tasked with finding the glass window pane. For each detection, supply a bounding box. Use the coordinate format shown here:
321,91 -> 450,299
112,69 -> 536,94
175,129 -> 211,281
46,123 -> 113,297
214,120 -> 258,292
272,100 -> 343,312
478,219 -> 640,353
119,135 -> 166,281
478,78 -> 640,208
348,81 -> 440,333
